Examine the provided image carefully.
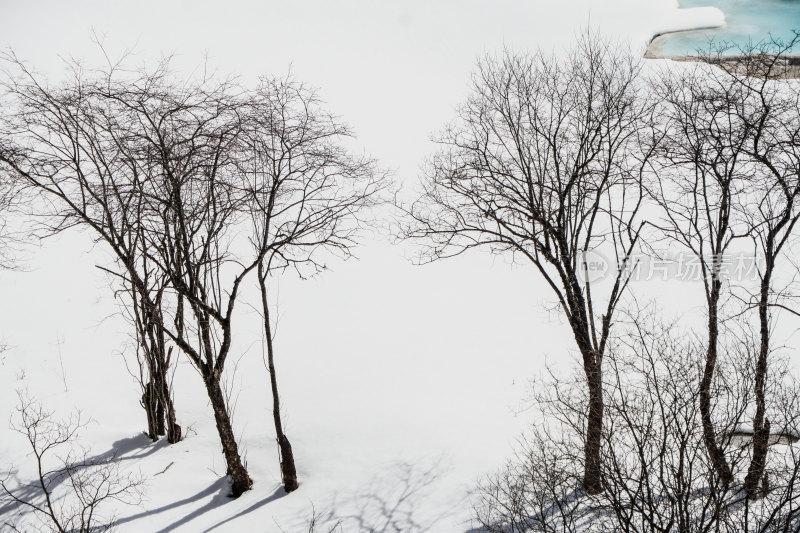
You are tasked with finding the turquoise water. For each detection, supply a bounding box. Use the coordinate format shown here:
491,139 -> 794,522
656,0 -> 800,56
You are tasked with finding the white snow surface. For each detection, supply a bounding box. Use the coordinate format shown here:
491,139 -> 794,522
0,1 -> 733,532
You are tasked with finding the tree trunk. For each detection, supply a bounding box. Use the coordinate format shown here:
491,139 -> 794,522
562,268 -> 607,495
155,388 -> 166,437
700,282 -> 734,484
583,356 -> 604,495
259,264 -> 299,493
142,380 -> 159,442
205,374 -> 253,497
155,366 -> 181,443
154,346 -> 181,443
745,273 -> 772,499
139,291 -> 181,443
278,435 -> 298,492
566,284 -> 605,495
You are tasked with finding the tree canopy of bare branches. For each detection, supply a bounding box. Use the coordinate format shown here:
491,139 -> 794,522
0,53 -> 385,497
404,34 -> 653,494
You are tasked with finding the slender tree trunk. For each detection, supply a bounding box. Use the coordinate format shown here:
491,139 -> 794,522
136,288 -> 182,443
205,374 -> 253,497
143,296 -> 182,444
154,387 -> 166,437
154,350 -> 181,443
142,379 -> 159,442
584,354 -> 604,495
745,270 -> 773,499
258,263 -> 299,493
162,388 -> 181,444
153,338 -> 181,443
700,281 -> 734,484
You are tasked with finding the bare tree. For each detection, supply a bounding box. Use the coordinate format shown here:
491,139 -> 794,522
647,59 -> 754,484
241,76 -> 386,492
599,308 -> 800,532
0,51 -> 384,497
0,55 -> 253,493
474,304 -> 800,532
0,53 -> 182,445
0,392 -> 142,533
719,36 -> 800,499
101,69 -> 259,496
404,34 -> 652,494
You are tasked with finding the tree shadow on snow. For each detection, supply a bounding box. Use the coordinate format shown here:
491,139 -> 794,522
0,432 -> 168,517
113,474 -> 286,532
202,485 -> 286,532
337,457 -> 453,533
114,477 -> 233,532
3,431 -> 287,532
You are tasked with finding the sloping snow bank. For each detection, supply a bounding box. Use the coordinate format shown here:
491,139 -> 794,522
651,4 -> 725,38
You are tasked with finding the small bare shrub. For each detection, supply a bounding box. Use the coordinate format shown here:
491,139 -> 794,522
0,392 -> 142,533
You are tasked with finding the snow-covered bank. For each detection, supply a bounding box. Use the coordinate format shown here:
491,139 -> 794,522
0,1 -> 733,532
646,3 -> 726,54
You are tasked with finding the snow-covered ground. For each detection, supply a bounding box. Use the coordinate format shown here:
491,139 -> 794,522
0,1 -> 733,531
